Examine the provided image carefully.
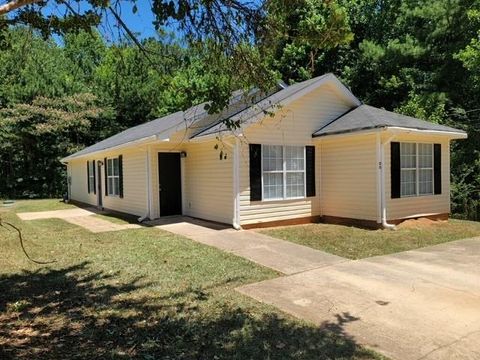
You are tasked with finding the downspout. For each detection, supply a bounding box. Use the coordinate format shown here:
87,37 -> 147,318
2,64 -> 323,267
377,131 -> 396,230
233,137 -> 242,230
224,137 -> 242,230
138,145 -> 152,223
65,162 -> 71,202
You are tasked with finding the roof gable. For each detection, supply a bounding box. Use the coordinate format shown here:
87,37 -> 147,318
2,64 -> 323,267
190,73 -> 361,139
312,105 -> 467,137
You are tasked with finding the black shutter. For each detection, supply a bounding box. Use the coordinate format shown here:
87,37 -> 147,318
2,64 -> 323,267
249,144 -> 262,201
92,160 -> 96,195
119,155 -> 124,198
87,161 -> 90,193
306,145 -> 316,197
434,144 -> 442,195
391,142 -> 401,199
104,157 -> 108,196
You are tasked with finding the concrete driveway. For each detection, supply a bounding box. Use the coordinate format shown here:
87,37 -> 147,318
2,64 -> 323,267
150,216 -> 346,274
238,237 -> 480,360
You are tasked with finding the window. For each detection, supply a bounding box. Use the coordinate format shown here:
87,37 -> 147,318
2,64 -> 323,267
88,161 -> 95,193
400,142 -> 433,197
262,145 -> 305,200
107,157 -> 120,196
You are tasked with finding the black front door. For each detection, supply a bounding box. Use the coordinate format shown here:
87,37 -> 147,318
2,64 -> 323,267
158,152 -> 182,216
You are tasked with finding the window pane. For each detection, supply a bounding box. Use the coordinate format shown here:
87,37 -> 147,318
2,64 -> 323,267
263,145 -> 283,171
107,159 -> 113,176
263,173 -> 283,199
419,169 -> 433,195
418,143 -> 433,168
286,146 -> 305,171
401,169 -> 416,196
113,158 -> 119,176
114,177 -> 120,196
400,142 -> 416,156
400,142 -> 416,169
418,143 -> 433,156
286,172 -> 305,198
108,178 -> 113,195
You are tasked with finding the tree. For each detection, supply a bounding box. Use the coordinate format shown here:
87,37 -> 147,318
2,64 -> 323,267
0,0 -> 276,109
262,0 -> 353,82
0,93 -> 114,198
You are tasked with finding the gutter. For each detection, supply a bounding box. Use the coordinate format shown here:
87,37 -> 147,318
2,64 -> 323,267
377,131 -> 396,230
224,137 -> 242,230
313,125 -> 467,139
60,135 -> 159,163
377,133 -> 396,230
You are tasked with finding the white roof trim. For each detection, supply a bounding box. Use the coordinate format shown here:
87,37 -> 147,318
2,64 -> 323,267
312,126 -> 468,140
61,135 -> 159,163
386,126 -> 468,139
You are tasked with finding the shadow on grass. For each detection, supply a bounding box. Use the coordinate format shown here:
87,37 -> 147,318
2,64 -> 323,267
0,262 -> 375,359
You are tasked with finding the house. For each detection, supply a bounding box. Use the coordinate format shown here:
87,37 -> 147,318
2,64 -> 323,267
61,74 -> 467,229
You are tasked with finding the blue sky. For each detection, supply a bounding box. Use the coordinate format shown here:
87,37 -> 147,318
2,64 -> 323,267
99,0 -> 160,41
42,0 -> 168,42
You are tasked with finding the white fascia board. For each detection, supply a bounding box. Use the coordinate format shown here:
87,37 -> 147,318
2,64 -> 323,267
60,135 -> 160,163
188,130 -> 242,143
313,126 -> 467,141
386,127 -> 468,139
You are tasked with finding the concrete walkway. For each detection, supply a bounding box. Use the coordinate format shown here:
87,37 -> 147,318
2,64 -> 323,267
150,216 -> 346,274
18,208 -> 140,233
237,237 -> 480,360
17,208 -> 95,220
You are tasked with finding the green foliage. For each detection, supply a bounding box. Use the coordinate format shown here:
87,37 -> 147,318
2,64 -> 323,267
263,0 -> 353,81
0,93 -> 114,198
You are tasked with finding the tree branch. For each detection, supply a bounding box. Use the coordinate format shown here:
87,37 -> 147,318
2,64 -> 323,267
0,0 -> 42,15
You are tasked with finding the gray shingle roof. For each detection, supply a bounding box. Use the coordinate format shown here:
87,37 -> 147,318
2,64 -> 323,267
312,104 -> 466,137
63,74 -> 343,161
62,89 -> 271,161
63,110 -> 188,161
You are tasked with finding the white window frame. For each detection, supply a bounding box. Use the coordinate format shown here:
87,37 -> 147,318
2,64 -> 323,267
261,145 -> 306,201
88,161 -> 95,193
400,142 -> 434,198
107,157 -> 120,197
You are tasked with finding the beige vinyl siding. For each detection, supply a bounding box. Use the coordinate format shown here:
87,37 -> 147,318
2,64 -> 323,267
385,133 -> 451,220
320,133 -> 378,221
68,147 -> 148,217
69,159 -> 97,206
149,142 -> 187,219
182,140 -> 233,224
102,148 -> 147,216
149,140 -> 232,223
238,83 -> 352,225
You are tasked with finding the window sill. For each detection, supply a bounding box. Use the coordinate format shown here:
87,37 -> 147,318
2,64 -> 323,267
398,193 -> 436,199
257,196 -> 307,203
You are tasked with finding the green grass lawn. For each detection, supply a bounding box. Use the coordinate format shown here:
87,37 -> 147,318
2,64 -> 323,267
0,200 -> 382,360
92,213 -> 134,225
262,219 -> 480,260
3,198 -> 76,212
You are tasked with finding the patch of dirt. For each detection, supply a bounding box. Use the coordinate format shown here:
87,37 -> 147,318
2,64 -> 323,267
397,218 -> 446,229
